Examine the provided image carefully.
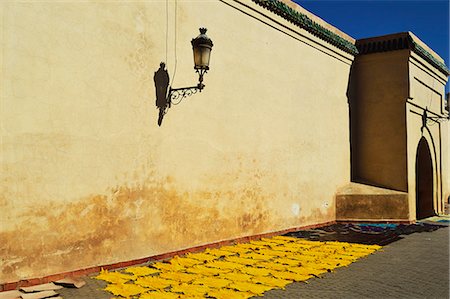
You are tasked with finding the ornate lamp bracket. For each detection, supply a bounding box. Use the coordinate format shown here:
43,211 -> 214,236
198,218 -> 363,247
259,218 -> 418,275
167,70 -> 206,105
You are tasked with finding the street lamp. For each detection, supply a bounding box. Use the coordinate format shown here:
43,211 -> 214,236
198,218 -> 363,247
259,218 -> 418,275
155,28 -> 213,126
168,28 -> 213,102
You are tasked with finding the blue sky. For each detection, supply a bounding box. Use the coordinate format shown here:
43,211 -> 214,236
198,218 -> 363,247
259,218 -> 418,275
294,0 -> 449,91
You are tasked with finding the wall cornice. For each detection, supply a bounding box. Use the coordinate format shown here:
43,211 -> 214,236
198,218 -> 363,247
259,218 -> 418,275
356,32 -> 449,76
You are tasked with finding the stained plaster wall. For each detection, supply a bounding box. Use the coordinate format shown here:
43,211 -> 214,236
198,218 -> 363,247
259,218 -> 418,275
0,0 -> 354,283
407,51 -> 449,217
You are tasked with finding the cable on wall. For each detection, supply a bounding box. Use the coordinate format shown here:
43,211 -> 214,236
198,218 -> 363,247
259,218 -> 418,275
165,0 -> 169,63
170,0 -> 178,88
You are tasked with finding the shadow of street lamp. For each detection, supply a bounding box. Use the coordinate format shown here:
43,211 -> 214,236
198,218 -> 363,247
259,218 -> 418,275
154,28 -> 213,126
420,107 -> 449,134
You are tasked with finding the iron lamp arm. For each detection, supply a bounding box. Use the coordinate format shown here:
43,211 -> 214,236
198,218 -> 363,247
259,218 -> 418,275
167,69 -> 207,105
167,83 -> 205,105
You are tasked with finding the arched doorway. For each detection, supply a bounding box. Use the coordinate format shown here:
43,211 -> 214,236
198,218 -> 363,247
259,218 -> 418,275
415,137 -> 434,219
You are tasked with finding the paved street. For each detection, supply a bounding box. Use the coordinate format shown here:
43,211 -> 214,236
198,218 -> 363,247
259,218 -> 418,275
58,223 -> 449,299
262,224 -> 449,299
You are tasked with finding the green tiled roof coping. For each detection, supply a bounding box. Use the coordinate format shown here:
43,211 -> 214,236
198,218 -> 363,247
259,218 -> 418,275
410,40 -> 450,76
251,0 -> 358,55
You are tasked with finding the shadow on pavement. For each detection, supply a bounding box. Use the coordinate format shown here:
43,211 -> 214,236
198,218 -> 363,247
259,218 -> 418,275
284,222 -> 447,246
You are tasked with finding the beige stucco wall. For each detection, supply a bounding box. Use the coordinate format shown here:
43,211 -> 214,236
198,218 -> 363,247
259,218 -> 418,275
0,0 -> 353,283
407,51 -> 449,217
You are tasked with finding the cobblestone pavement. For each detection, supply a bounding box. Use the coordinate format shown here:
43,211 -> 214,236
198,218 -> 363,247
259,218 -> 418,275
58,224 -> 449,299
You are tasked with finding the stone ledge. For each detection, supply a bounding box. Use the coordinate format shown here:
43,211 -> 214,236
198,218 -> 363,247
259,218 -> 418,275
336,183 -> 409,221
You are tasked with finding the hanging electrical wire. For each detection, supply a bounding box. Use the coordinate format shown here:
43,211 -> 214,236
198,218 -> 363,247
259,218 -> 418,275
169,0 -> 183,106
165,0 -> 169,63
426,79 -> 439,127
171,0 -> 178,87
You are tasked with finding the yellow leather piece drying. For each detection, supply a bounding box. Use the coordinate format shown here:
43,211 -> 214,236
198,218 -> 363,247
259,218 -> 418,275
287,266 -> 328,276
255,248 -> 289,257
124,266 -> 159,277
270,270 -> 313,281
325,253 -> 358,261
134,276 -> 176,289
235,243 -> 265,250
302,262 -> 334,271
192,276 -> 232,288
349,243 -> 382,250
297,250 -> 329,258
170,256 -> 203,268
250,275 -> 291,288
95,268 -> 133,284
207,288 -> 254,299
267,246 -> 296,255
260,237 -> 287,243
256,261 -> 289,271
170,283 -> 210,296
186,265 -> 231,276
287,254 -> 318,262
217,270 -> 253,282
271,236 -> 300,242
249,240 -> 277,247
297,239 -> 321,244
151,262 -> 185,272
238,252 -> 269,261
104,283 -> 146,297
185,252 -> 217,262
340,251 -> 377,258
239,266 -> 272,276
224,256 -> 260,265
275,243 -> 315,251
139,291 -> 180,299
228,281 -> 273,294
271,257 -> 302,266
203,248 -> 236,257
159,271 -> 200,283
206,260 -> 246,270
321,258 -> 354,267
219,245 -> 251,254
324,241 -> 350,246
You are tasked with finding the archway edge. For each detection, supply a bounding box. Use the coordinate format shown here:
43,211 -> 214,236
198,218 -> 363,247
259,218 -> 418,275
421,127 -> 439,212
415,134 -> 436,219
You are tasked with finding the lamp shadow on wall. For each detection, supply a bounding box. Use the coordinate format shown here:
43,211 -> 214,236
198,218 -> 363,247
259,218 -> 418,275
154,62 -> 170,126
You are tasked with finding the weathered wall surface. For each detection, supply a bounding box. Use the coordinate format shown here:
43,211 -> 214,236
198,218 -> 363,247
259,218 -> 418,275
0,0 -> 353,282
407,51 -> 449,217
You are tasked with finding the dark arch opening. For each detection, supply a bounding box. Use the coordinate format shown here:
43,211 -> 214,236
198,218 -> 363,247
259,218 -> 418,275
416,137 -> 435,219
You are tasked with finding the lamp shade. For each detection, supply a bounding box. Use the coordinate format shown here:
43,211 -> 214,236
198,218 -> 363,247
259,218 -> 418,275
191,28 -> 213,70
